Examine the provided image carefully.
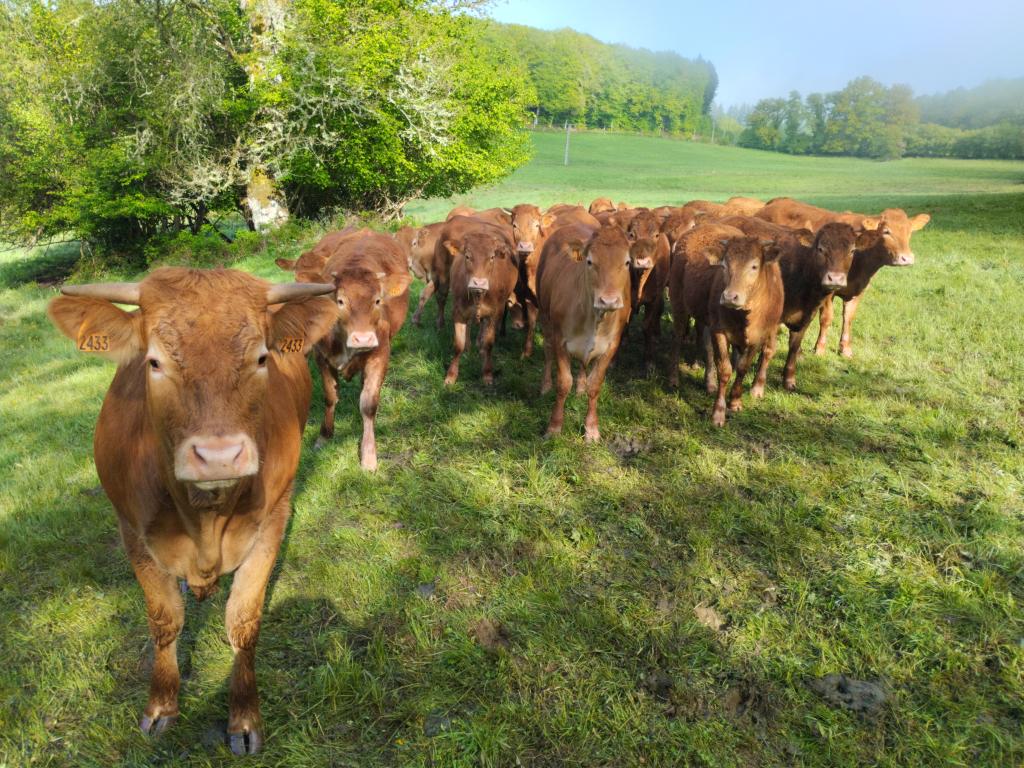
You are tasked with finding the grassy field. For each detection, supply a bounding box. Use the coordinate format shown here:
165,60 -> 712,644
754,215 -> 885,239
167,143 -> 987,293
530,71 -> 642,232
2,132 -> 1024,767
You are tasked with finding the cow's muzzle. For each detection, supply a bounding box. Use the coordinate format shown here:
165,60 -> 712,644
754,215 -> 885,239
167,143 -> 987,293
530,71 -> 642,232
720,290 -> 745,309
347,330 -> 379,351
175,434 -> 259,485
893,252 -> 915,266
468,277 -> 489,294
593,294 -> 624,313
822,272 -> 848,288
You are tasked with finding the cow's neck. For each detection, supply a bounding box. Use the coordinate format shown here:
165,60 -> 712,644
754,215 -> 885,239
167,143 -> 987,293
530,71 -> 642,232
847,241 -> 889,296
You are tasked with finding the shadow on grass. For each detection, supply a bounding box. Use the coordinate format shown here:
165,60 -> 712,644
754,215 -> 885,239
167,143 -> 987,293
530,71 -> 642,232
0,241 -> 80,289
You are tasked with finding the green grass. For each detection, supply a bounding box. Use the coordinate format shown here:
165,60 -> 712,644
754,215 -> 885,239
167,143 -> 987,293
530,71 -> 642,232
2,132 -> 1024,766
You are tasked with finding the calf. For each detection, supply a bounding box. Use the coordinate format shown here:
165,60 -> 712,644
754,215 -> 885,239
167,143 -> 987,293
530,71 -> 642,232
509,204 -> 557,355
429,215 -> 512,330
443,230 -> 519,385
312,230 -> 412,470
536,223 -> 632,441
589,197 -> 616,215
48,270 -> 337,754
815,209 -> 929,357
274,226 -> 357,282
628,233 -> 672,370
703,236 -> 785,426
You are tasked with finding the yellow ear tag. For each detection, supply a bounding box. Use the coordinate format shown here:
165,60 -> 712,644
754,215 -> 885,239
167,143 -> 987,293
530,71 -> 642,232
279,338 -> 305,354
77,333 -> 110,352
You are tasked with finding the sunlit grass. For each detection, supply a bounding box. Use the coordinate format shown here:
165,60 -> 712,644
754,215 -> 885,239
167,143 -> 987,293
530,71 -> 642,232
1,133 -> 1023,765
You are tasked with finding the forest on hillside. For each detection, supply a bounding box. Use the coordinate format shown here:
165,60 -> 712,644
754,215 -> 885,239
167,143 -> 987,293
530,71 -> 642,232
736,77 -> 1024,160
475,21 -> 718,138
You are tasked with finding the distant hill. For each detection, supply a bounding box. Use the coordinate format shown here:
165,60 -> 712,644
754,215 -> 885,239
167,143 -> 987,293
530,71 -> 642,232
917,78 -> 1024,130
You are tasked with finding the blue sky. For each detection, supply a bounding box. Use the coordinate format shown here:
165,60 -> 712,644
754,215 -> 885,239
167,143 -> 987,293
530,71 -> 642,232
489,0 -> 1024,107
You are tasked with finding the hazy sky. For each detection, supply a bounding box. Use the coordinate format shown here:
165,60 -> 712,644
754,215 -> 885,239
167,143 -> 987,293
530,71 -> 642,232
489,0 -> 1024,107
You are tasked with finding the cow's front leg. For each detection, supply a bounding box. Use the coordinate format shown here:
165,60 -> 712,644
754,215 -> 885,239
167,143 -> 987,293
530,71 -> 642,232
223,495 -> 290,755
750,331 -> 778,399
315,351 -> 338,449
478,318 -> 497,385
122,521 -> 183,737
444,320 -> 468,386
728,345 -> 758,411
838,294 -> 863,358
584,348 -> 617,442
814,297 -> 834,355
359,352 -> 388,471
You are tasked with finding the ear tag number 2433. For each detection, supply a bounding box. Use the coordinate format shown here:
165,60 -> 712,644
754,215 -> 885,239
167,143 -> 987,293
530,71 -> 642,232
78,333 -> 110,352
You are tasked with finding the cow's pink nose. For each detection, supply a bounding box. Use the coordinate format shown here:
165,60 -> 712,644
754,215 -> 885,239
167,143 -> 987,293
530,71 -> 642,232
517,241 -> 534,253
823,272 -> 847,287
594,294 -> 623,310
720,290 -> 743,307
176,434 -> 258,483
347,331 -> 379,349
894,252 -> 915,266
468,277 -> 489,292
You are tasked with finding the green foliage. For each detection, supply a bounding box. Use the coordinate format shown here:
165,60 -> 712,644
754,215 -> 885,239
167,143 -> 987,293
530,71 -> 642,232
739,76 -> 1024,160
0,0 -> 533,256
478,22 -> 716,136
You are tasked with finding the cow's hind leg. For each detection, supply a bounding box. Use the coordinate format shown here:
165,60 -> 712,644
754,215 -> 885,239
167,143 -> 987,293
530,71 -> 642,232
123,521 -> 184,737
315,352 -> 338,449
223,494 -> 290,755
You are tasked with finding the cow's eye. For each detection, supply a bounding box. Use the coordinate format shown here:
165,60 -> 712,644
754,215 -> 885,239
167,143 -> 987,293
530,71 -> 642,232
375,298 -> 382,306
586,256 -> 593,266
148,358 -> 161,372
337,298 -> 344,307
257,353 -> 268,367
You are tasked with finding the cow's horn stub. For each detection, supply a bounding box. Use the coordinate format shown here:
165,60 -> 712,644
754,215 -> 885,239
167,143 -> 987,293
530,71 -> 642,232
60,282 -> 141,305
265,282 -> 336,304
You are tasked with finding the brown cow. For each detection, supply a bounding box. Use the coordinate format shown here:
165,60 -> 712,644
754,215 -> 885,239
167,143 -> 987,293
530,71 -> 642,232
447,206 -> 512,227
722,217 -> 866,388
443,229 -> 519,385
536,223 -> 632,441
683,200 -> 728,218
722,196 -> 765,216
274,227 -> 357,282
660,207 -> 702,247
589,197 -> 616,215
47,270 -> 337,754
406,222 -> 446,326
627,233 -> 672,369
307,230 -> 411,470
755,197 -> 866,232
815,209 -> 929,357
702,236 -> 785,426
430,215 -> 513,331
667,223 -> 746,390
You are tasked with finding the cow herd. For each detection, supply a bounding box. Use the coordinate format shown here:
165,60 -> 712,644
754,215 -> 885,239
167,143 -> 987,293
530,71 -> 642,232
45,194 -> 928,754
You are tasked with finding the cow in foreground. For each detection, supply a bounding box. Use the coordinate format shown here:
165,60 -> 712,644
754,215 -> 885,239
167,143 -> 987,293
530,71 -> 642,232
307,230 -> 412,470
536,223 -> 632,441
47,269 -> 337,754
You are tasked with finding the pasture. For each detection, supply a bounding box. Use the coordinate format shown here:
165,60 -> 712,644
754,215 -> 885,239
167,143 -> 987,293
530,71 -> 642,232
2,132 -> 1024,766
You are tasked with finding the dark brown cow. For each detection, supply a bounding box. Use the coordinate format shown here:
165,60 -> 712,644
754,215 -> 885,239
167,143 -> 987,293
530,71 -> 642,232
430,215 -> 514,331
627,233 -> 672,369
536,223 -> 632,441
660,207 -> 703,247
443,229 -> 519,385
815,209 -> 929,357
667,223 -> 746,390
307,230 -> 411,471
47,269 -> 337,754
702,236 -> 785,426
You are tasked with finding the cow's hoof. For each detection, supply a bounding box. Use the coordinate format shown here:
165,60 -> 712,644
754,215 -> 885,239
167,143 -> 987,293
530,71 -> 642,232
750,385 -> 765,400
813,345 -> 826,356
229,729 -> 263,756
443,373 -> 457,386
783,379 -> 797,392
840,347 -> 853,358
313,436 -> 329,451
711,411 -> 726,428
584,429 -> 600,443
728,400 -> 743,413
140,713 -> 177,737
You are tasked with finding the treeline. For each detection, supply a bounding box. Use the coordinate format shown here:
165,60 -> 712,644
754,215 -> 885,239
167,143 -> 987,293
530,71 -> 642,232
476,22 -> 718,137
737,77 -> 1024,160
0,0 -> 533,256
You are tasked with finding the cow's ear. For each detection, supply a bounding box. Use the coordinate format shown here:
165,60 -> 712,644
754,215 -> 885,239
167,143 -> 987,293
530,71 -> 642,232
910,213 -> 930,231
443,239 -> 460,258
48,296 -> 141,363
540,212 -> 558,233
275,257 -> 297,271
704,241 -> 727,266
861,217 -> 880,232
761,240 -> 782,262
795,228 -> 814,247
855,229 -> 877,250
566,239 -> 587,262
269,297 -> 338,354
381,271 -> 412,298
